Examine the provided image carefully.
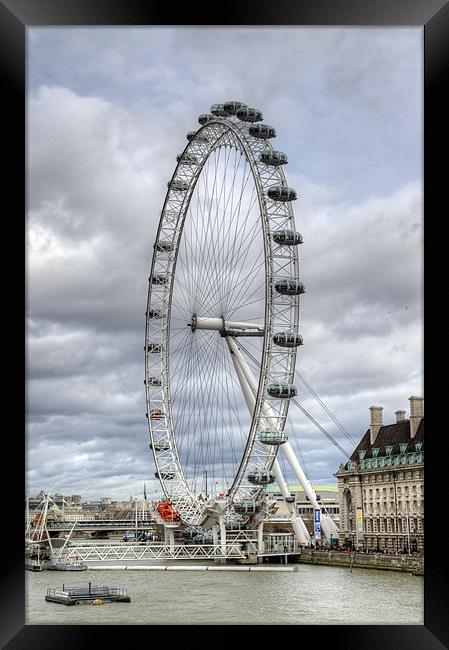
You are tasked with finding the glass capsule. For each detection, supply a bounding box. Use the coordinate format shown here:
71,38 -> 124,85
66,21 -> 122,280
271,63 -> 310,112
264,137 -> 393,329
236,107 -> 263,122
258,430 -> 288,445
267,185 -> 297,202
260,149 -> 287,166
274,279 -> 305,295
266,383 -> 297,398
272,332 -> 303,347
249,124 -> 276,139
272,230 -> 303,245
223,100 -> 247,114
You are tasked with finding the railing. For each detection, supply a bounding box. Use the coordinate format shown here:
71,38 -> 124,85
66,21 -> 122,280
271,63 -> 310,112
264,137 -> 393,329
60,542 -> 247,562
44,519 -> 156,529
46,586 -> 128,597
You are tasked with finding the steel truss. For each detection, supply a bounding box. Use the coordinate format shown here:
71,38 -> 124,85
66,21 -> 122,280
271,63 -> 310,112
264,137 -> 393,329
61,542 -> 247,561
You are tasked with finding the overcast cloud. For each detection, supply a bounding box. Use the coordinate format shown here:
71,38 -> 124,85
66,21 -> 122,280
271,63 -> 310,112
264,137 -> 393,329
26,27 -> 423,501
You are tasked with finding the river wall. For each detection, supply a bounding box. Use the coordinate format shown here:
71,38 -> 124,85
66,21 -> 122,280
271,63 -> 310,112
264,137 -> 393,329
295,549 -> 424,574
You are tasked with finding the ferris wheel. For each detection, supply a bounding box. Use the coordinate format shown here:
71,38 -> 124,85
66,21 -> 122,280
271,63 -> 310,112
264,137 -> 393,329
145,101 -> 337,543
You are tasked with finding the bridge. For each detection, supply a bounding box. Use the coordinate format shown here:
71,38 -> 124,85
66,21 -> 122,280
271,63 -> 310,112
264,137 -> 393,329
44,518 -> 158,533
52,532 -> 300,564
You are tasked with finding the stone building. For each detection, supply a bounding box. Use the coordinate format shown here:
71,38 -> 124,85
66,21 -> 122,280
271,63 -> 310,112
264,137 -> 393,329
335,396 -> 424,553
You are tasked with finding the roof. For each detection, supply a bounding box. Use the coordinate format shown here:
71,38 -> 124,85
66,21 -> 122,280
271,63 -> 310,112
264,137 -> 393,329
268,485 -> 338,493
349,418 -> 424,462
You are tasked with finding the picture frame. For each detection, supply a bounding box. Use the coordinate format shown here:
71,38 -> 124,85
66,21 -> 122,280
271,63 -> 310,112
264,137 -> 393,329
3,0 -> 447,646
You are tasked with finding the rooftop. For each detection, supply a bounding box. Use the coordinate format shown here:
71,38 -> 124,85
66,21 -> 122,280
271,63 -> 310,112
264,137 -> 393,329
268,485 -> 338,493
349,418 -> 424,463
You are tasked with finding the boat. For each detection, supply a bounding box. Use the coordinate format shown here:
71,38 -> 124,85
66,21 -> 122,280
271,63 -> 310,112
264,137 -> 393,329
25,558 -> 45,572
45,583 -> 130,605
46,560 -> 88,571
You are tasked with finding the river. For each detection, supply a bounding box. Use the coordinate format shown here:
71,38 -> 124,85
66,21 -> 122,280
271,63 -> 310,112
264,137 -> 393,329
26,562 -> 423,625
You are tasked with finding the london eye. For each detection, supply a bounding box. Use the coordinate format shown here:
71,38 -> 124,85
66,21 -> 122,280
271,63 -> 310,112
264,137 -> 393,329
145,101 -> 338,543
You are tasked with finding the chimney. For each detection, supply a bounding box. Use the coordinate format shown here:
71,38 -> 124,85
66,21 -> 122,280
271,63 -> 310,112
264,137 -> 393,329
369,406 -> 383,445
409,395 -> 424,438
395,410 -> 406,423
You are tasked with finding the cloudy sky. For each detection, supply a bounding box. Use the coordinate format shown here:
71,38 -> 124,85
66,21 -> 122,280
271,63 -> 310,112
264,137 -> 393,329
26,27 -> 423,501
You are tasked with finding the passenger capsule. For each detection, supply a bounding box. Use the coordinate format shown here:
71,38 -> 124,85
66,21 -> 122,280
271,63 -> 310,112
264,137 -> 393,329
154,241 -> 174,252
148,408 -> 164,420
248,124 -> 276,139
148,309 -> 162,319
168,180 -> 189,192
272,230 -> 303,245
146,376 -> 162,386
150,441 -> 170,451
151,274 -> 168,286
267,184 -> 297,202
285,496 -> 296,503
210,103 -> 229,117
176,153 -> 198,164
192,531 -> 214,544
258,430 -> 288,445
274,279 -> 305,295
273,332 -> 303,348
233,500 -> 261,514
186,131 -> 209,142
266,383 -> 297,399
260,149 -> 288,166
247,470 -> 275,485
145,343 -> 162,353
223,100 -> 247,115
155,471 -> 175,480
198,113 -> 215,125
236,107 -> 263,122
181,527 -> 197,539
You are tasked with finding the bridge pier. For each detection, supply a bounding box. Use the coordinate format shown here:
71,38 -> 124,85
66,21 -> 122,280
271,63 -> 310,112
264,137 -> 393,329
164,527 -> 175,549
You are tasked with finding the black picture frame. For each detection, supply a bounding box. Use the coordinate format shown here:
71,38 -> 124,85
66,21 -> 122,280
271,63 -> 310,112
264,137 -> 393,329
2,0 -> 447,647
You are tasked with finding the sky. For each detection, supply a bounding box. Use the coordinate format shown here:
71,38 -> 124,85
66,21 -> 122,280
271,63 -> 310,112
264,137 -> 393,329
26,27 -> 423,501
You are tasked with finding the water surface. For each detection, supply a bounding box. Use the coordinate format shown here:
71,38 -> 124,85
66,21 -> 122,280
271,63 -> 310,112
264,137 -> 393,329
26,563 -> 424,625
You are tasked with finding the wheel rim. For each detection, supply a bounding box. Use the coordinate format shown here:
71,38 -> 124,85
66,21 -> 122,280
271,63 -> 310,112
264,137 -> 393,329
145,111 -> 301,526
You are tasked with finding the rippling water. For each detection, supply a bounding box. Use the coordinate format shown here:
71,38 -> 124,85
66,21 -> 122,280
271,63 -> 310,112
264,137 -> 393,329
26,563 -> 423,625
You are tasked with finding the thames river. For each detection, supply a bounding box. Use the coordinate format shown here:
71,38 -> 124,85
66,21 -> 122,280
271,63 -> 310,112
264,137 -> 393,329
26,563 -> 423,625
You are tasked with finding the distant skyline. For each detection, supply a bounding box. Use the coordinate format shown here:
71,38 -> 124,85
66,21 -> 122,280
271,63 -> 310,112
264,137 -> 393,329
27,27 -> 423,500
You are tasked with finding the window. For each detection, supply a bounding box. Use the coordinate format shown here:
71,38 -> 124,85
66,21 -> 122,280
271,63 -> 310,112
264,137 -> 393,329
385,445 -> 393,456
372,448 -> 379,458
415,442 -> 422,452
399,443 -> 408,454
359,450 -> 366,460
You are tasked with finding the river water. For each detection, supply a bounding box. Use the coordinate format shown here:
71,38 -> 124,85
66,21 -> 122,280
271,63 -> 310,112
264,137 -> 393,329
26,562 -> 423,625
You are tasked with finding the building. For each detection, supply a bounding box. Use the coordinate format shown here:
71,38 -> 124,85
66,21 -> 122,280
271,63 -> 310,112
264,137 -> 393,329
268,485 -> 340,537
335,396 -> 424,553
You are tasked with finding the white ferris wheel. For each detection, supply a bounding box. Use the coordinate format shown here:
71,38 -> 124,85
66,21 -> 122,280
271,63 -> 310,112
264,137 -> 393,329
145,101 -> 338,544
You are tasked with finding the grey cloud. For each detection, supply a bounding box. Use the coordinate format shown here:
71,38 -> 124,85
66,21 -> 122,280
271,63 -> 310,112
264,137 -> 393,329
26,28 -> 422,500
